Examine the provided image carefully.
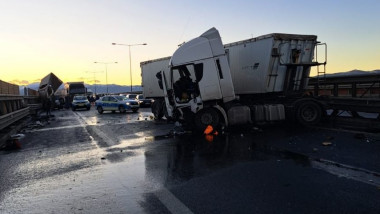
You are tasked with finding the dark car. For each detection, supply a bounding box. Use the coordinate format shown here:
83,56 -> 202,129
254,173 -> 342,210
72,95 -> 91,111
136,94 -> 153,107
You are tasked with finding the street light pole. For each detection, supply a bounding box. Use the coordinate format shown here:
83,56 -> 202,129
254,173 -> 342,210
94,61 -> 117,94
112,43 -> 147,92
86,71 -> 103,95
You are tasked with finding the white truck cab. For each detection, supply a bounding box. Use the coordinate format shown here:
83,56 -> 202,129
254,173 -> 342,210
161,28 -> 239,129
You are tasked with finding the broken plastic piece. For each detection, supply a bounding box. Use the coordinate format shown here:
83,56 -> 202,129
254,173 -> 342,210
145,136 -> 154,141
204,125 -> 213,135
322,142 -> 332,146
11,134 -> 25,140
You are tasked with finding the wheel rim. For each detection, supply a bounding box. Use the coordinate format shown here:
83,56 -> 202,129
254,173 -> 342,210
200,113 -> 213,125
301,106 -> 317,122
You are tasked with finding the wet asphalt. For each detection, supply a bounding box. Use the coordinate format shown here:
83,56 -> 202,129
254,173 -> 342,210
0,107 -> 379,214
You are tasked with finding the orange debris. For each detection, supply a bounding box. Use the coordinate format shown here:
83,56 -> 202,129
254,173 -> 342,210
204,125 -> 214,135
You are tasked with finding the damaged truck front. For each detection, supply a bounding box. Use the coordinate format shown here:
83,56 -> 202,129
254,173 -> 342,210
158,27 -> 327,130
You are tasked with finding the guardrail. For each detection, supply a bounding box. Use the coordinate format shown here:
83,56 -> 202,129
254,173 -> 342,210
0,94 -> 40,131
0,107 -> 30,130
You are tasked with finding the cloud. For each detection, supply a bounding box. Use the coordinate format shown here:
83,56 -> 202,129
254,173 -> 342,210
10,79 -> 30,85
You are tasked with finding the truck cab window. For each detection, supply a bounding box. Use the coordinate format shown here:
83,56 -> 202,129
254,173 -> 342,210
172,64 -> 199,103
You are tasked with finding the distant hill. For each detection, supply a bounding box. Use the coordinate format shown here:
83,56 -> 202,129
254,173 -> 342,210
20,83 -> 142,95
316,69 -> 380,78
84,84 -> 143,94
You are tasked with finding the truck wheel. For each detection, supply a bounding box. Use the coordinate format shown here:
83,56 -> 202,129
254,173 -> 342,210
97,106 -> 103,114
296,101 -> 322,125
119,106 -> 126,113
194,108 -> 220,131
152,100 -> 164,119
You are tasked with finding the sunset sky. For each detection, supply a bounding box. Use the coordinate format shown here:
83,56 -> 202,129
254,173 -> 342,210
1,0 -> 379,86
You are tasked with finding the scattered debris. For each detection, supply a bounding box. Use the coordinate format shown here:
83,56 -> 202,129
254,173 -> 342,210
168,125 -> 186,136
322,142 -> 332,146
252,127 -> 263,132
203,125 -> 219,142
145,136 -> 154,141
204,125 -> 213,135
354,133 -> 366,139
11,134 -> 25,140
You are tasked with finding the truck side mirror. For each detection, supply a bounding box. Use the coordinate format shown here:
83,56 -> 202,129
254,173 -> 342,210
156,71 -> 163,90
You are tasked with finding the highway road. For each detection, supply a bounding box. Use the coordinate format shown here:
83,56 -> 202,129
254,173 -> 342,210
0,107 -> 379,213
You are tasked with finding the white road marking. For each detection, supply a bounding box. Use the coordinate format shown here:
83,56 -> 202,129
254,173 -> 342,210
311,159 -> 380,186
155,188 -> 194,214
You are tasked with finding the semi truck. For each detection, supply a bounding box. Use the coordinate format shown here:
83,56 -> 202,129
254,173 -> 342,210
63,82 -> 87,108
143,28 -> 380,131
142,27 -> 328,130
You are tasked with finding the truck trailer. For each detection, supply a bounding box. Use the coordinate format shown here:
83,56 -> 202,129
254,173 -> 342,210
141,57 -> 171,119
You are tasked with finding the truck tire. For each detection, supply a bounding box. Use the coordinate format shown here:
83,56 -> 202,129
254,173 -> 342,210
97,106 -> 103,114
152,100 -> 164,119
194,108 -> 220,131
296,101 -> 322,125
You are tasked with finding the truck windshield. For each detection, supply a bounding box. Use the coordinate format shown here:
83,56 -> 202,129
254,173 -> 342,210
172,64 -> 199,103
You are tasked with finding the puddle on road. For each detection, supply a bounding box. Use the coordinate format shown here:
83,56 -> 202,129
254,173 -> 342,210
154,129 -> 380,187
0,155 -> 149,214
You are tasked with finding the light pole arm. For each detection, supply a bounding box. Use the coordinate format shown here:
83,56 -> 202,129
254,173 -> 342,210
111,42 -> 147,93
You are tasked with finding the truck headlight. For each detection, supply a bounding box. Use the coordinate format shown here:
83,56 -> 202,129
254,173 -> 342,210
126,102 -> 130,105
